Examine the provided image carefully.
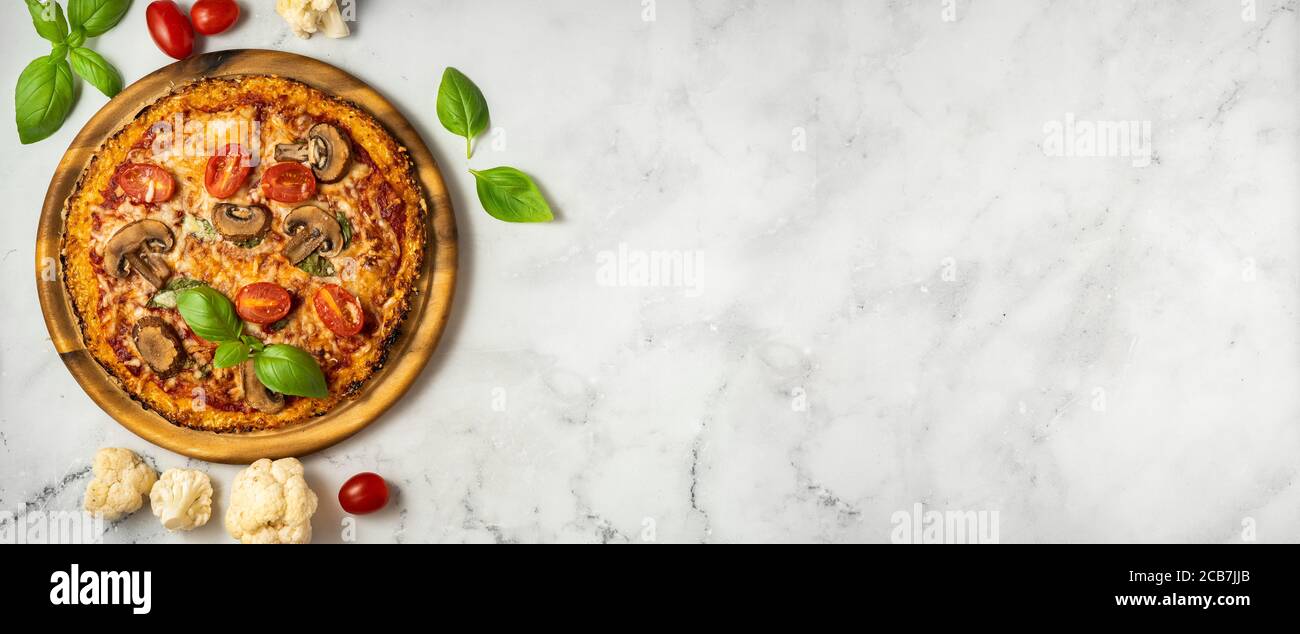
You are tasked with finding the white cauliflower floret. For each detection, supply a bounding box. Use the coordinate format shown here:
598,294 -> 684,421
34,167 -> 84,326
276,0 -> 351,39
150,469 -> 213,531
83,448 -> 157,521
225,458 -> 318,544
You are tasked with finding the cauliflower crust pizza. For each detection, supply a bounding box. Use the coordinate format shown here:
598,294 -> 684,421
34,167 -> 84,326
62,75 -> 426,432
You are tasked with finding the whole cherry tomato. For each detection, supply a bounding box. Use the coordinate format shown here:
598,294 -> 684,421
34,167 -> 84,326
338,473 -> 389,515
235,282 -> 293,325
146,1 -> 194,60
260,162 -> 317,203
313,284 -> 364,337
191,0 -> 240,36
204,144 -> 252,199
116,163 -> 175,203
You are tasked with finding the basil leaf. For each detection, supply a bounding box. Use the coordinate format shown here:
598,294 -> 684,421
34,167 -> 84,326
240,335 -> 265,353
436,67 -> 490,159
337,213 -> 353,249
266,317 -> 291,333
68,0 -> 130,37
26,0 -> 69,43
69,46 -> 122,98
148,277 -> 205,309
234,236 -> 263,249
468,167 -> 554,223
15,55 -> 74,145
182,214 -> 219,242
166,277 -> 205,291
66,26 -> 85,49
254,344 -> 328,399
297,253 -> 336,277
213,340 -> 249,369
175,286 -> 242,343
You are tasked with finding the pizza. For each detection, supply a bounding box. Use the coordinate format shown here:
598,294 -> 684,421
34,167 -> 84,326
61,75 -> 426,433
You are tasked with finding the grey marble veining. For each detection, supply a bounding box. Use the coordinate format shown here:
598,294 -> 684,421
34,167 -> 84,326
1,1 -> 1297,543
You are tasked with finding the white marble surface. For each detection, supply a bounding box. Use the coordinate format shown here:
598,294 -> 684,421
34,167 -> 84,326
1,1 -> 1298,543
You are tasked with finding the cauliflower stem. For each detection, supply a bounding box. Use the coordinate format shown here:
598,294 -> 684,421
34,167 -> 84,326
150,469 -> 214,531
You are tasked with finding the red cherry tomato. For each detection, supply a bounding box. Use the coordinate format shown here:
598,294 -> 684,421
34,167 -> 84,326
313,284 -> 365,337
191,0 -> 240,35
116,163 -> 175,203
260,162 -> 317,203
204,144 -> 252,199
146,1 -> 194,60
235,283 -> 292,325
339,473 -> 389,515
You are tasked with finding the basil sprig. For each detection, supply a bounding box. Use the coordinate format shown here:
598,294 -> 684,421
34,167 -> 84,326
434,67 -> 556,223
436,67 -> 490,159
469,167 -> 554,223
174,287 -> 328,399
16,0 -> 129,144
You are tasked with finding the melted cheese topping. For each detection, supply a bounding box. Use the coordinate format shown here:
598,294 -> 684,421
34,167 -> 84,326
63,77 -> 426,432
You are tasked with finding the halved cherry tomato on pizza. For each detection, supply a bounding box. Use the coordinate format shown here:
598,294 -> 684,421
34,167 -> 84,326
260,162 -> 317,204
204,144 -> 253,199
116,163 -> 175,203
313,284 -> 364,337
236,282 -> 293,325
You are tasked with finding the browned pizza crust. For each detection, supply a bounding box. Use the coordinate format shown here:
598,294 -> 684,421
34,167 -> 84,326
62,75 -> 426,432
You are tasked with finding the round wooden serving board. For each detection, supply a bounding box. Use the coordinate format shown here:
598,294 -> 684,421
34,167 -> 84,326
35,50 -> 458,464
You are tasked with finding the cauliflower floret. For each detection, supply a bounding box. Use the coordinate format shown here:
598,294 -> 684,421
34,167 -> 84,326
150,469 -> 214,531
83,448 -> 157,521
225,458 -> 318,544
276,0 -> 351,39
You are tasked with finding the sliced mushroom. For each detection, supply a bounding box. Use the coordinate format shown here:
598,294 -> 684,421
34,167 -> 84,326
240,359 -> 285,414
132,316 -> 186,378
274,123 -> 352,183
104,220 -> 174,289
281,205 -> 344,264
211,203 -> 271,242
